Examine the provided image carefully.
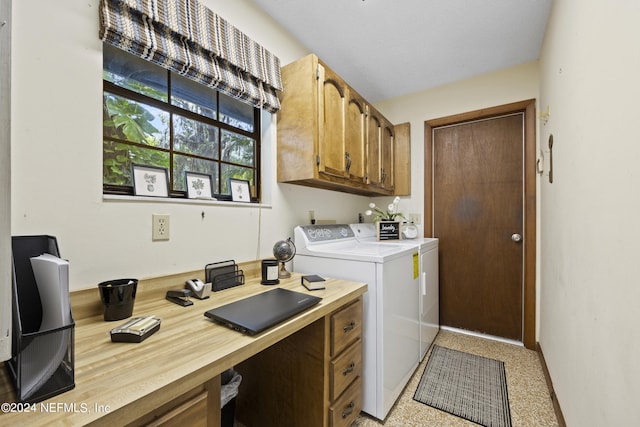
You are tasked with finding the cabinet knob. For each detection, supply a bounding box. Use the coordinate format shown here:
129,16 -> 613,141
345,152 -> 352,172
343,321 -> 355,332
342,362 -> 356,376
342,401 -> 355,419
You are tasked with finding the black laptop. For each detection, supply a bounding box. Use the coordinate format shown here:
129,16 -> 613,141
204,288 -> 322,335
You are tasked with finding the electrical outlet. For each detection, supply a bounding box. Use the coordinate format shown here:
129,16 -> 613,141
409,213 -> 422,225
152,214 -> 170,241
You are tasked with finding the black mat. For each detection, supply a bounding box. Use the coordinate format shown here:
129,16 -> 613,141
413,345 -> 512,427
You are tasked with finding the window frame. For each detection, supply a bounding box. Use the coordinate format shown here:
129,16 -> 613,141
102,53 -> 261,203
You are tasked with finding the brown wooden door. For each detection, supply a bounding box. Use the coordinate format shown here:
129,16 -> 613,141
433,113 -> 524,341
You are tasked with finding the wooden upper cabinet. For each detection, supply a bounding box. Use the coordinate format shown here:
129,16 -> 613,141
393,122 -> 411,196
380,118 -> 395,192
318,64 -> 347,178
366,111 -> 382,187
366,106 -> 395,193
344,89 -> 367,184
277,53 -> 406,196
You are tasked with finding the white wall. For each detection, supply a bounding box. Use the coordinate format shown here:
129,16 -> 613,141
10,0 -> 368,291
538,1 -> 640,425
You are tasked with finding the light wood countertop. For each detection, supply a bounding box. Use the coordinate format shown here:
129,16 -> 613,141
0,271 -> 367,426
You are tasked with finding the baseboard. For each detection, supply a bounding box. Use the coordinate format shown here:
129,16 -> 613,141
536,342 -> 567,427
440,326 -> 523,347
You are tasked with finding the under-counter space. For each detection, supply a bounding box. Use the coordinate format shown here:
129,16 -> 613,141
0,268 -> 366,427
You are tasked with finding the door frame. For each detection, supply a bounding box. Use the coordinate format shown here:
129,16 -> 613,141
424,99 -> 537,349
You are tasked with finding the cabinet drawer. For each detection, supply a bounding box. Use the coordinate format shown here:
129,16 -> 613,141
329,376 -> 362,427
330,339 -> 362,401
144,390 -> 208,427
330,300 -> 362,357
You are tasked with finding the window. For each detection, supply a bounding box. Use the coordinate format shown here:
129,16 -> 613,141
102,44 -> 260,201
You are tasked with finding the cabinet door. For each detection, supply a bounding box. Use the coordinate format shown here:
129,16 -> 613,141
366,111 -> 382,187
393,122 -> 411,196
344,90 -> 366,184
318,64 -> 347,178
380,118 -> 395,191
366,107 -> 394,193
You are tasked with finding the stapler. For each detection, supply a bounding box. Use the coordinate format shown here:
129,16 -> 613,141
166,289 -> 194,306
185,278 -> 212,299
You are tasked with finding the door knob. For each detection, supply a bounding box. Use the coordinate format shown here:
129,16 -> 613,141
511,233 -> 522,243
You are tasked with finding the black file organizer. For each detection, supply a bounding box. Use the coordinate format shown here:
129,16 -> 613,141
8,235 -> 75,403
205,260 -> 245,291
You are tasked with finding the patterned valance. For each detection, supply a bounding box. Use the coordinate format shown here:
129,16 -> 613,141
99,0 -> 282,113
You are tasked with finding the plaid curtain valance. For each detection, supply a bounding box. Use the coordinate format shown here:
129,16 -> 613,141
99,0 -> 282,113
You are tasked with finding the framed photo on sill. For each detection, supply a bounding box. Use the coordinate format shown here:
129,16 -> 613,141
132,164 -> 169,197
185,171 -> 214,199
229,178 -> 251,202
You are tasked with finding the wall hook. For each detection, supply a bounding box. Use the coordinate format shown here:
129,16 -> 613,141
539,105 -> 550,125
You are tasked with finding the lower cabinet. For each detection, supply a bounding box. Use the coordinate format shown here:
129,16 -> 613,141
328,299 -> 363,427
144,391 -> 209,427
234,298 -> 363,427
329,377 -> 362,427
127,377 -> 220,427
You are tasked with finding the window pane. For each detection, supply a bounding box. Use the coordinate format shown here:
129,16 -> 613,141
103,43 -> 168,102
173,115 -> 219,159
173,155 -> 219,192
171,74 -> 217,119
104,93 -> 170,148
103,141 -> 170,186
221,130 -> 255,167
219,92 -> 254,132
221,164 -> 254,195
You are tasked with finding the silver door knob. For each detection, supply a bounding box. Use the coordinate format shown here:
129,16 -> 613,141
511,233 -> 522,243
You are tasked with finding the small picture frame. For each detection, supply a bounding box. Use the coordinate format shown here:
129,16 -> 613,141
185,172 -> 214,199
377,221 -> 401,241
132,164 -> 169,197
229,178 -> 251,202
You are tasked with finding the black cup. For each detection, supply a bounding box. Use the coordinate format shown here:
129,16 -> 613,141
98,279 -> 138,321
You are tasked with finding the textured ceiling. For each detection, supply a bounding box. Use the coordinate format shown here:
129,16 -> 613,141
252,0 -> 552,102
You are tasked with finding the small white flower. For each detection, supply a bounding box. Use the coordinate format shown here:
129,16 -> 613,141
365,210 -> 372,216
393,196 -> 401,204
388,203 -> 395,212
369,203 -> 376,209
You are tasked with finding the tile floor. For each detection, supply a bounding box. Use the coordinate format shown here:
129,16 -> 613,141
354,329 -> 559,426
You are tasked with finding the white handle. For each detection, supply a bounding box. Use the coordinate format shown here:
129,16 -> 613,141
421,272 -> 427,296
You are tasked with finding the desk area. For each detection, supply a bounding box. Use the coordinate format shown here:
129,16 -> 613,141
0,266 -> 367,427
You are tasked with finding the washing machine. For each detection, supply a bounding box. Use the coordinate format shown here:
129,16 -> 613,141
350,223 -> 439,360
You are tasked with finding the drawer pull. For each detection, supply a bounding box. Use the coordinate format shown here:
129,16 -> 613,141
343,321 -> 355,333
342,362 -> 355,376
342,401 -> 355,419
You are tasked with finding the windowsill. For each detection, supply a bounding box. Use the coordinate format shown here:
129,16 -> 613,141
103,194 -> 273,209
